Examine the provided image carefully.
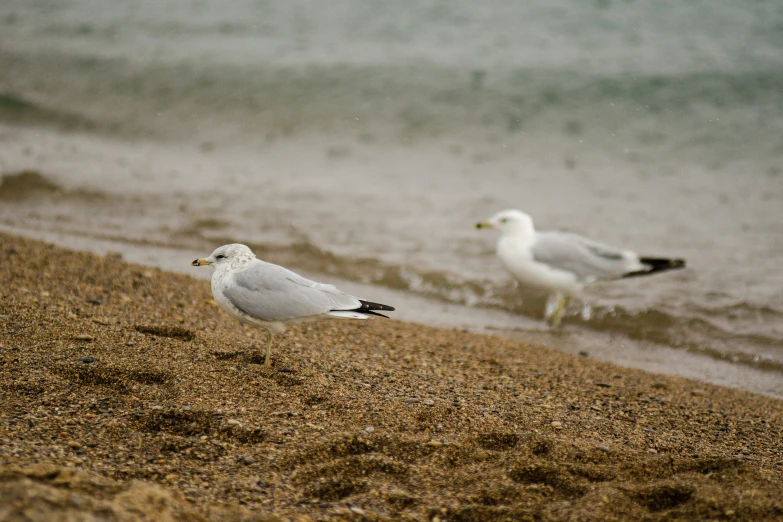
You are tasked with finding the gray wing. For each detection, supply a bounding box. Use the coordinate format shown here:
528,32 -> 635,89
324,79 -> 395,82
531,232 -> 638,282
222,260 -> 361,321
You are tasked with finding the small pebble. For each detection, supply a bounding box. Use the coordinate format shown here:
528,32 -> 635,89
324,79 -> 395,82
74,334 -> 94,341
235,455 -> 256,465
404,398 -> 420,404
364,426 -> 375,434
596,382 -> 611,388
598,445 -> 610,452
551,421 -> 563,428
350,506 -> 366,516
426,441 -> 444,447
691,389 -> 706,396
423,399 -> 435,406
80,356 -> 95,364
226,419 -> 241,426
578,351 -> 589,357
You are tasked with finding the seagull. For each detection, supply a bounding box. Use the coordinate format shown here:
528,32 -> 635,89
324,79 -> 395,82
476,209 -> 685,327
192,243 -> 395,365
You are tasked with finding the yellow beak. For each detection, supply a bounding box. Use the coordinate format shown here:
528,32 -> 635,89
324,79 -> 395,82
475,221 -> 493,229
192,258 -> 212,266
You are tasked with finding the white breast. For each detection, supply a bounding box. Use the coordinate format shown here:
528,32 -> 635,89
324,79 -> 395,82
496,235 -> 582,294
210,268 -> 280,330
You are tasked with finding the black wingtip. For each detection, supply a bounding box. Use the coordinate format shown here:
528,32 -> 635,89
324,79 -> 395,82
641,257 -> 686,270
624,257 -> 686,278
357,299 -> 395,312
359,310 -> 391,319
333,299 -> 395,318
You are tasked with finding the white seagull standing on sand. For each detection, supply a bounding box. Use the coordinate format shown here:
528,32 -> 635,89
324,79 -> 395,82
192,243 -> 395,366
476,209 -> 685,327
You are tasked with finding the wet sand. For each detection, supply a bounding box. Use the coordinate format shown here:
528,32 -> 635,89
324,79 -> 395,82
1,232 -> 782,521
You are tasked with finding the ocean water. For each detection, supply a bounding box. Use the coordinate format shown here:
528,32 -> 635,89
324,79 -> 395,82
1,0 -> 783,394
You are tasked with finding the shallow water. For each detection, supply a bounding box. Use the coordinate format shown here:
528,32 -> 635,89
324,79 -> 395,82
1,0 -> 782,394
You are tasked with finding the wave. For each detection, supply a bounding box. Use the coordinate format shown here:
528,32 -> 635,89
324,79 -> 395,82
0,91 -> 103,133
2,44 -> 782,150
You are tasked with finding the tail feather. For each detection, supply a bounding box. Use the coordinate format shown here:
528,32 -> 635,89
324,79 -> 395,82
624,257 -> 686,278
332,299 -> 395,319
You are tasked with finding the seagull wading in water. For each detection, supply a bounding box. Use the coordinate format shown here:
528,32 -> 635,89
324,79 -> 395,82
192,244 -> 395,366
476,210 -> 685,327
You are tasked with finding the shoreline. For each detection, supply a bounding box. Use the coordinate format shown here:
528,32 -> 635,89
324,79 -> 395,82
3,223 -> 782,400
1,232 -> 782,520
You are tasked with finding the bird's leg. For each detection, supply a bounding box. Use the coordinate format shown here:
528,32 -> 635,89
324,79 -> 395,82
544,293 -> 561,324
546,294 -> 570,329
561,295 -> 572,319
549,297 -> 564,328
263,328 -> 274,366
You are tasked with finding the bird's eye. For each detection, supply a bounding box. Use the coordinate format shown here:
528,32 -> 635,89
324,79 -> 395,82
216,254 -> 226,259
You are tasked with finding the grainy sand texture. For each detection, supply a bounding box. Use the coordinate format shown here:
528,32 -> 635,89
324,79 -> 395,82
1,233 -> 782,521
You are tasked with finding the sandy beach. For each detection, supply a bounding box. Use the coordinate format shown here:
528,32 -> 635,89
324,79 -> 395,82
2,1 -> 783,519
1,232 -> 782,521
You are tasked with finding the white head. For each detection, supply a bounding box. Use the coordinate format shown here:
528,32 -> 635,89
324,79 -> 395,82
192,243 -> 256,269
475,209 -> 536,235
